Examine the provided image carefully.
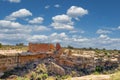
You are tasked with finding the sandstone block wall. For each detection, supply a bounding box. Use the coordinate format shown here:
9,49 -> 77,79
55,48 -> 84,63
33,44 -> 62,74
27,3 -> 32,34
29,43 -> 55,53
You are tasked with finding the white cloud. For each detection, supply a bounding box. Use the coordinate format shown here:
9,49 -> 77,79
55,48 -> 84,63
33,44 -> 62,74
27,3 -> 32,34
0,20 -> 31,33
52,14 -> 72,24
51,23 -> 74,30
69,30 -> 78,33
8,0 -> 21,3
27,32 -> 68,43
45,5 -> 50,9
0,33 -> 30,41
0,20 -> 31,43
49,32 -> 68,43
46,33 -> 120,49
0,19 -> 51,44
72,37 -> 88,42
0,20 -> 120,50
52,39 -> 62,43
29,17 -> 44,24
5,9 -> 32,20
54,4 -> 60,8
50,33 -> 57,37
99,34 -> 110,40
27,35 -> 48,42
51,14 -> 74,30
67,6 -> 88,20
51,6 -> 88,30
96,29 -> 111,34
69,30 -> 85,34
118,26 -> 120,29
33,25 -> 50,31
0,20 -> 21,29
51,32 -> 67,38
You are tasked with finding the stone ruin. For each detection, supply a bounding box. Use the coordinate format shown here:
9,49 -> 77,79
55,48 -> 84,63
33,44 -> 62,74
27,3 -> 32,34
0,43 -> 120,77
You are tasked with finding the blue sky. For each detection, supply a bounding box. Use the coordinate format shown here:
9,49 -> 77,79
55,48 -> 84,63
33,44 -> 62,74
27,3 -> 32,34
0,0 -> 120,49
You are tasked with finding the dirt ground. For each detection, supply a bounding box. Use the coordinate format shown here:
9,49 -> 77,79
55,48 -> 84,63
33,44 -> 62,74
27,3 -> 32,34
66,75 -> 111,80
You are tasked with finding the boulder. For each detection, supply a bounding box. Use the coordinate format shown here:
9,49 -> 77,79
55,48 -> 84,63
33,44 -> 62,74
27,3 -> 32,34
0,72 -> 4,77
7,75 -> 18,80
48,62 -> 65,75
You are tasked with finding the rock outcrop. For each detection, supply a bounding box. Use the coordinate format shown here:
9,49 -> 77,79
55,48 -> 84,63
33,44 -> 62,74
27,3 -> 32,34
48,62 -> 65,76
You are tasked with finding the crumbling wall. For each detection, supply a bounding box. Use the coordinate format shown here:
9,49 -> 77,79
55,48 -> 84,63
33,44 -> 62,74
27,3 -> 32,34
29,43 -> 55,53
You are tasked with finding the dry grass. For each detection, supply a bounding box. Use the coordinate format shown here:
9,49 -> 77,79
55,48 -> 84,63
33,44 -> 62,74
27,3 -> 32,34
110,71 -> 120,80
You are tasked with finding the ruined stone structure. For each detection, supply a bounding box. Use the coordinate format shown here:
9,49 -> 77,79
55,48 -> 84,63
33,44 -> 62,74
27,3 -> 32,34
0,43 -> 120,77
29,43 -> 55,53
0,43 -> 57,76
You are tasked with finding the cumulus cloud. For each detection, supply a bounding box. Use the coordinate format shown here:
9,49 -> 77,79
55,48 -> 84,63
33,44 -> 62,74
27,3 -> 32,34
92,34 -> 120,49
5,9 -> 32,21
33,25 -> 50,31
0,19 -> 51,44
0,33 -> 30,41
0,20 -> 120,50
27,32 -> 68,43
51,6 -> 88,30
118,26 -> 120,29
45,5 -> 50,9
96,29 -> 111,34
52,14 -> 72,24
0,5 -> 120,49
67,6 -> 88,20
50,32 -> 67,38
49,32 -> 68,43
51,23 -> 74,30
51,14 -> 74,30
0,20 -> 21,29
0,20 -> 30,32
54,4 -> 60,8
27,35 -> 48,42
0,20 -> 31,43
99,34 -> 110,40
49,33 -> 120,49
29,17 -> 44,24
8,0 -> 21,3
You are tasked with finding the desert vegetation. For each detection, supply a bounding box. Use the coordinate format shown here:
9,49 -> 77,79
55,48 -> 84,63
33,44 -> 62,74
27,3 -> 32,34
0,43 -> 28,51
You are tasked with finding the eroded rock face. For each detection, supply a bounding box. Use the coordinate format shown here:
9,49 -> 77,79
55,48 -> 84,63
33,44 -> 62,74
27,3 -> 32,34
48,62 -> 65,76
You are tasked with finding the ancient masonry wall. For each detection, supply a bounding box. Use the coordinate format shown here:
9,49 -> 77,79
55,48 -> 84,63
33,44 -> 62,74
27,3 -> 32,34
29,43 -> 55,53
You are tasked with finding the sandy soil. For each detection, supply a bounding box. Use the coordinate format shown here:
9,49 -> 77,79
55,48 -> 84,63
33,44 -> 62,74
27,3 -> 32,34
66,75 -> 111,80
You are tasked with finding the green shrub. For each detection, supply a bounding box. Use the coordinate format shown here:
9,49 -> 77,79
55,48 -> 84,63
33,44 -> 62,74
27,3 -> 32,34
35,63 -> 47,73
35,73 -> 48,80
93,71 -> 100,75
95,66 -> 103,72
31,71 -> 37,80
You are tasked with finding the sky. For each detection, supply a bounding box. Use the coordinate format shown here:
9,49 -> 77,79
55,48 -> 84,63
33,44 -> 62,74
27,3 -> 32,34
0,0 -> 120,50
